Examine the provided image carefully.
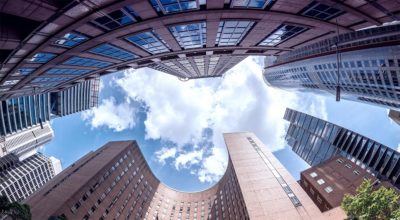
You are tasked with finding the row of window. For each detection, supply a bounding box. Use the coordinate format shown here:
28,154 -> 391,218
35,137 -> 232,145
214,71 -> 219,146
309,172 -> 333,193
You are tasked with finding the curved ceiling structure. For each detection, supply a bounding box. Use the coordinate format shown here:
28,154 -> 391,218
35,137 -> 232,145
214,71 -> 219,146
0,0 -> 398,100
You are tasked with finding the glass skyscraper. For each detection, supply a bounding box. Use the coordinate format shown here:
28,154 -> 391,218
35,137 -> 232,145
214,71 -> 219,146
264,24 -> 400,110
284,108 -> 400,188
0,93 -> 50,137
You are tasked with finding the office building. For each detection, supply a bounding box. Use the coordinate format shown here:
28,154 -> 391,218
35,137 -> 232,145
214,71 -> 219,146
389,109 -> 400,125
264,24 -> 400,110
0,153 -> 61,202
299,156 -> 380,212
1,0 -> 397,99
50,77 -> 100,117
0,122 -> 53,159
284,108 -> 400,189
0,93 -> 51,137
26,133 -> 344,220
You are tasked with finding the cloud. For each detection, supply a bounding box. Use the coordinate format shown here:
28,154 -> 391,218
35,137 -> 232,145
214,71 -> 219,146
81,97 -> 136,131
155,147 -> 177,165
174,149 -> 203,170
397,144 -> 400,152
109,56 -> 328,183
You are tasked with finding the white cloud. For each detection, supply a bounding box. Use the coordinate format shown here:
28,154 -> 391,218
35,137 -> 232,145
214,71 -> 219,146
109,56 -> 328,183
81,97 -> 136,131
155,147 -> 177,165
397,144 -> 400,152
196,147 -> 227,183
174,149 -> 203,170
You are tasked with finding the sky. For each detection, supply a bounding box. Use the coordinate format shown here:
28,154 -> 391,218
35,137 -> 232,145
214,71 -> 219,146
41,56 -> 400,192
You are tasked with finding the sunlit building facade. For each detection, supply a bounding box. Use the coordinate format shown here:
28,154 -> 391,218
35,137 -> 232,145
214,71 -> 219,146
50,77 -> 100,117
264,24 -> 400,110
0,153 -> 61,202
284,108 -> 400,189
26,133 -> 345,220
1,0 -> 397,99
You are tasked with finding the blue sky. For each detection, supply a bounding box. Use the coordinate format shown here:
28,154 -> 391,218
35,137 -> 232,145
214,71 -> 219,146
41,57 -> 400,192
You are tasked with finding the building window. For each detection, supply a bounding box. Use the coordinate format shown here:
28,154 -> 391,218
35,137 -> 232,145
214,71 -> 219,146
259,24 -> 308,46
310,172 -> 318,178
336,158 -> 344,163
310,188 -> 315,195
216,20 -> 254,46
46,68 -> 91,75
89,43 -> 138,61
231,0 -> 273,9
345,164 -> 352,169
91,6 -> 139,31
301,1 -> 343,21
126,31 -> 170,54
54,32 -> 88,48
169,22 -> 206,49
353,170 -> 360,175
63,57 -> 112,68
29,53 -> 56,63
324,186 -> 333,193
317,195 -> 322,204
32,77 -> 69,84
14,68 -> 35,76
317,179 -> 325,185
149,0 -> 198,14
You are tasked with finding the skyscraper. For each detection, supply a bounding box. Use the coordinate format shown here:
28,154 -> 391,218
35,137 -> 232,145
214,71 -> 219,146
1,0 -> 397,99
284,108 -> 400,188
0,122 -> 53,159
50,77 -> 100,117
264,24 -> 400,110
0,93 -> 51,136
0,153 -> 61,202
389,109 -> 400,126
26,133 -> 344,220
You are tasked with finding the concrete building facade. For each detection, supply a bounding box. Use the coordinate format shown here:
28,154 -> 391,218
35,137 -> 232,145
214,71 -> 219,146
389,109 -> 400,125
264,24 -> 400,110
299,156 -> 378,212
26,133 -> 345,220
284,108 -> 400,189
0,153 -> 61,202
1,0 -> 398,99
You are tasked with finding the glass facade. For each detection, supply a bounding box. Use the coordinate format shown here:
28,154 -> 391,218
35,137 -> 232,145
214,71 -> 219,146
284,108 -> 400,188
0,94 -> 50,136
149,0 -> 198,14
126,31 -> 170,54
231,0 -> 272,9
259,24 -> 308,46
46,68 -> 91,75
216,21 -> 254,46
54,32 -> 88,48
91,6 -> 139,30
89,44 -> 138,61
169,22 -> 206,49
301,1 -> 343,21
63,57 -> 112,68
16,68 -> 35,76
29,53 -> 56,63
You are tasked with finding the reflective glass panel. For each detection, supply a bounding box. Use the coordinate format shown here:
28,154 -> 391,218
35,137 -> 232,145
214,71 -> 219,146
169,22 -> 206,49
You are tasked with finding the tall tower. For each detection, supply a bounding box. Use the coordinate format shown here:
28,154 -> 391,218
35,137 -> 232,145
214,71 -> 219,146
264,24 -> 400,110
25,133 -> 345,220
0,122 -> 53,159
283,108 -> 400,188
50,77 -> 100,117
0,153 -> 61,202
